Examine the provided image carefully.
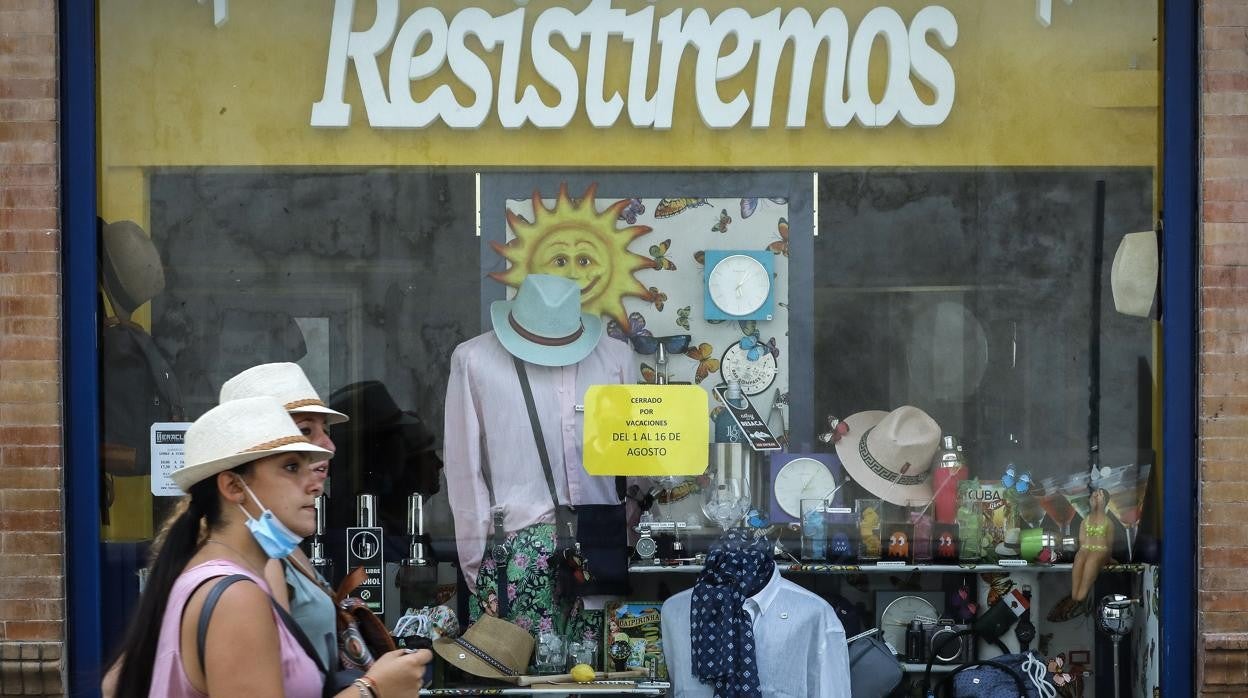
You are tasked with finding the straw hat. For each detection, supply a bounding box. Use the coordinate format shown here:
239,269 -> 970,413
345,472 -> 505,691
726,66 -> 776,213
432,615 -> 534,682
1110,231 -> 1158,318
173,396 -> 331,491
220,362 -> 348,425
834,406 -> 941,506
490,275 -> 603,367
100,219 -> 165,313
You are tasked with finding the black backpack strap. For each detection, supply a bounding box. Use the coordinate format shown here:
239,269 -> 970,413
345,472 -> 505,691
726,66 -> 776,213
195,574 -> 329,678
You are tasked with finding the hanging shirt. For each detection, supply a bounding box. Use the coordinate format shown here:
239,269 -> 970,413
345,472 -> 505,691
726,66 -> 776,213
444,331 -> 634,590
662,567 -> 853,698
149,560 -> 323,698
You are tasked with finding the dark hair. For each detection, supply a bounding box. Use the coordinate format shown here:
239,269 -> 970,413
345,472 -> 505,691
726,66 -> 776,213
110,466 -> 245,697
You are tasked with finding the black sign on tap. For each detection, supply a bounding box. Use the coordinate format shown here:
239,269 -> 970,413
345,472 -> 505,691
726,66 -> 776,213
345,526 -> 385,619
711,385 -> 781,452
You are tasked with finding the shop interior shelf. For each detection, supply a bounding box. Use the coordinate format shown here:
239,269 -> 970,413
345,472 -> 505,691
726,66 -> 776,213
628,562 -> 1148,575
421,686 -> 666,696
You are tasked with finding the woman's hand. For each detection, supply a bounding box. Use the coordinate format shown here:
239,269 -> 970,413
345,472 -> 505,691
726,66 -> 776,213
360,648 -> 434,695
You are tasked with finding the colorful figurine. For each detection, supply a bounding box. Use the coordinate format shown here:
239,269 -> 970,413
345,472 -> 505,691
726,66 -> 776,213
1071,488 -> 1114,602
887,530 -> 910,559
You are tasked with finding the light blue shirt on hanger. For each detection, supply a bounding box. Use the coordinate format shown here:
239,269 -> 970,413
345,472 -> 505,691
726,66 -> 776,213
661,566 -> 852,698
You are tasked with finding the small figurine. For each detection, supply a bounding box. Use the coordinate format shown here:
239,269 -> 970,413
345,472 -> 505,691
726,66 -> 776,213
886,530 -> 910,560
1071,488 -> 1114,602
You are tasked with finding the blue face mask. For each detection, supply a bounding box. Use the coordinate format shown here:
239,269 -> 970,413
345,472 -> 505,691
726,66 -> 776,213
237,480 -> 302,559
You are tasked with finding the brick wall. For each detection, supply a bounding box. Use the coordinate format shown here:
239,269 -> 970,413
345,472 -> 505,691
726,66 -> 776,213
1201,0 -> 1248,694
0,0 -> 64,695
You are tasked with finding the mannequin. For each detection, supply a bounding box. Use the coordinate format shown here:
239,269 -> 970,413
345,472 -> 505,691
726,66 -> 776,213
1071,488 -> 1113,602
661,530 -> 852,698
444,274 -> 633,638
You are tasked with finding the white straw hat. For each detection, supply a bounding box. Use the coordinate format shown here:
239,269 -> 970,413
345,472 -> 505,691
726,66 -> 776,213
220,362 -> 348,425
173,396 -> 332,492
1110,231 -> 1158,319
834,406 -> 941,506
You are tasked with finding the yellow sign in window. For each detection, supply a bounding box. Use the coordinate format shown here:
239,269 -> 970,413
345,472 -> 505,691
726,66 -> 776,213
583,385 -> 709,476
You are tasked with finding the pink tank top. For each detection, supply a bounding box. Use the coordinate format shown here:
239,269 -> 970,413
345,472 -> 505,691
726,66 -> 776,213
148,559 -> 324,698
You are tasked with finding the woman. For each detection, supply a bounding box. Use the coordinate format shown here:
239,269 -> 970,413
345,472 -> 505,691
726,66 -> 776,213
109,396 -> 430,697
219,361 -> 347,669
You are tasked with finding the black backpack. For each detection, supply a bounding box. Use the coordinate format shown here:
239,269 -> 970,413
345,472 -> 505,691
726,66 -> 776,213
101,317 -> 185,476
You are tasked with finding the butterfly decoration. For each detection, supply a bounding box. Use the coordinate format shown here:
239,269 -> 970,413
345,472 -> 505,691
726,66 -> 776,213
711,208 -> 732,234
1047,655 -> 1073,688
607,311 -> 653,344
676,306 -> 692,331
739,197 -> 789,219
643,286 -> 667,312
817,416 -> 850,445
692,250 -> 705,267
766,217 -> 790,256
618,198 -> 645,224
1046,594 -> 1091,623
639,363 -> 657,385
655,197 -> 709,218
1002,465 -> 1032,494
739,333 -> 779,362
648,239 -> 677,271
657,476 -> 706,504
684,342 -> 721,384
746,509 -> 770,529
981,572 -> 1016,607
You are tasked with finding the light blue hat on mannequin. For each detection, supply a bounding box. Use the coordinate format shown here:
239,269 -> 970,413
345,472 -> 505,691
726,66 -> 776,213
490,274 -> 603,367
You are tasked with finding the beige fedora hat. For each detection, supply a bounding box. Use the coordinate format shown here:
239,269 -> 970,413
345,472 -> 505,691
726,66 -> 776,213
173,396 -> 332,492
432,615 -> 534,683
100,219 -> 165,314
1110,231 -> 1158,318
834,406 -> 941,506
220,362 -> 348,425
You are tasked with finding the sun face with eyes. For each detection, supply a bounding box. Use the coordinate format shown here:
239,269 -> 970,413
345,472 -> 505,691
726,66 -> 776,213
491,183 -> 652,327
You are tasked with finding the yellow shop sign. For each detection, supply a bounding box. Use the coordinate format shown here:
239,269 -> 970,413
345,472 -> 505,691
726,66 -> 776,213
583,384 -> 709,476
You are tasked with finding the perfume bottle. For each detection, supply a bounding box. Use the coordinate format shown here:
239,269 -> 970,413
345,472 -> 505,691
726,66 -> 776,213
713,381 -> 746,443
931,435 -> 968,524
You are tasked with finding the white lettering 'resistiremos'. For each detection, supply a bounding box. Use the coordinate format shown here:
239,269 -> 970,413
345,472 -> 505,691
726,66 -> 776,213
311,1 -> 958,130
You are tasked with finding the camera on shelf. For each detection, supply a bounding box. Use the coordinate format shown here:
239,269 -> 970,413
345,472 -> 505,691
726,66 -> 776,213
904,618 -> 973,664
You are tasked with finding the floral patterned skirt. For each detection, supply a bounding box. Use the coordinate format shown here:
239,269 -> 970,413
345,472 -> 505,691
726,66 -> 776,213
469,524 -> 603,659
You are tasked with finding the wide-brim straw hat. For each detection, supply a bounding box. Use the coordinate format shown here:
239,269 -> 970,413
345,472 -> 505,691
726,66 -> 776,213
490,274 -> 603,367
835,406 -> 941,506
100,219 -> 165,313
220,362 -> 348,425
433,615 -> 534,683
173,396 -> 332,492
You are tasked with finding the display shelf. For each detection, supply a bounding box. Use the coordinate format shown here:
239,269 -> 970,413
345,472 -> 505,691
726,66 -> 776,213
421,685 -> 666,696
629,562 -> 1148,574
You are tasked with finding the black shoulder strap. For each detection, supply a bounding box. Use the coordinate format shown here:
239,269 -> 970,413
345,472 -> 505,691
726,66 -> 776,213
195,574 -> 328,678
512,356 -> 563,511
196,574 -> 251,676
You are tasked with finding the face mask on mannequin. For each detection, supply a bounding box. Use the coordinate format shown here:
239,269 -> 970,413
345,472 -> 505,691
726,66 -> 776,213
236,479 -> 302,559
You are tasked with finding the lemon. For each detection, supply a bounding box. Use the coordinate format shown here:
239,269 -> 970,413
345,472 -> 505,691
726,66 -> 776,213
570,663 -> 596,683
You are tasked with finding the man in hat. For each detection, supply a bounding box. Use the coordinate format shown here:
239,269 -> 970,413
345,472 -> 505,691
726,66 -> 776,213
443,275 -> 634,636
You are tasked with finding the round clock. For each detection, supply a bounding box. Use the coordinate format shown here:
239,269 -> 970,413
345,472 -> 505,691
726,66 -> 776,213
773,457 -> 838,519
707,254 -> 771,317
720,344 -> 778,395
880,595 -> 938,653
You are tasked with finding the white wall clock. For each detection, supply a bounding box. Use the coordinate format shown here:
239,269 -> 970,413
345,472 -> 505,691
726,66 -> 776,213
704,251 -> 775,321
770,454 -> 839,522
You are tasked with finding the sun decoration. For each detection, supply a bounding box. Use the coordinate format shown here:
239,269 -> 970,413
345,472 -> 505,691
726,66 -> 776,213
491,183 -> 653,328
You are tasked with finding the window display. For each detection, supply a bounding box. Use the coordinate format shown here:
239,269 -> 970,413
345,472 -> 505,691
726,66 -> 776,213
92,0 -> 1168,694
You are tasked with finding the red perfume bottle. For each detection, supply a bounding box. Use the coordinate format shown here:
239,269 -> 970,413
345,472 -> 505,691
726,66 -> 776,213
932,435 -> 968,524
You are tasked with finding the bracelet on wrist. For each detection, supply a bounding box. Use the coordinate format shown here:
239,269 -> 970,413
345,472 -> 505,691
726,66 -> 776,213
352,678 -> 374,698
358,675 -> 381,698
